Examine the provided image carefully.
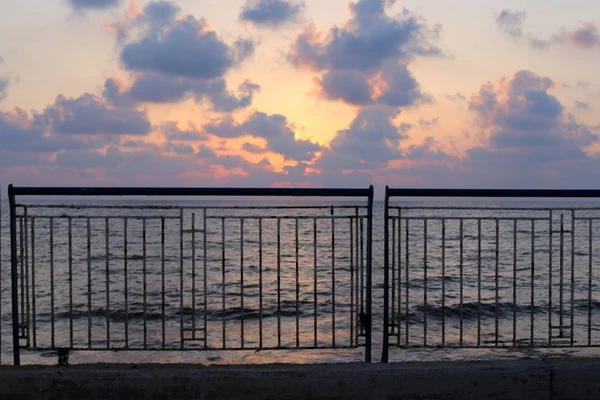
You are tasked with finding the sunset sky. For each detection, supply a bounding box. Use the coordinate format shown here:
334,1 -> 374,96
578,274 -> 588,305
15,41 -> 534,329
1,0 -> 599,194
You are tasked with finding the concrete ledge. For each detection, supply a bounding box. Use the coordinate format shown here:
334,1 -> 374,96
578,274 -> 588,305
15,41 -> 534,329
0,359 -> 599,399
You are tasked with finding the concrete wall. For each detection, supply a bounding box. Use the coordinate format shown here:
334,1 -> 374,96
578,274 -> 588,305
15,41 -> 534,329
1,359 -> 599,400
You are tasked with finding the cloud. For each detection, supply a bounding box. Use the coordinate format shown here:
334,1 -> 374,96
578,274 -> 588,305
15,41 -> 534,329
67,0 -> 120,11
121,12 -> 254,80
316,105 -> 410,171
467,70 -> 597,166
575,100 -> 592,110
568,22 -> 600,48
446,92 -> 467,102
158,122 -> 208,141
526,22 -> 600,50
288,0 -> 441,72
44,92 -> 151,135
496,9 -> 526,38
0,76 -> 9,101
204,112 -> 321,161
287,0 -> 439,107
419,117 -> 439,129
240,0 -> 304,28
123,73 -> 260,111
0,108 -> 114,153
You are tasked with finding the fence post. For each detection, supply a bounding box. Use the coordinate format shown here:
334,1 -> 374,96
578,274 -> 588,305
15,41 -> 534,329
381,186 -> 390,362
9,184 -> 20,365
365,185 -> 374,362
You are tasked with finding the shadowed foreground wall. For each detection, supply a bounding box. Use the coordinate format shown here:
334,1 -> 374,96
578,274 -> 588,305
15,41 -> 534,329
1,359 -> 599,399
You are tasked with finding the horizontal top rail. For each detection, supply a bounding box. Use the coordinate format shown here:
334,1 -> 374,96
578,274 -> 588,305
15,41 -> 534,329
8,185 -> 374,198
386,187 -> 600,198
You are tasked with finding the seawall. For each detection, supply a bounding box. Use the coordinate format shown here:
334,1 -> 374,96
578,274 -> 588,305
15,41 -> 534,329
1,358 -> 599,399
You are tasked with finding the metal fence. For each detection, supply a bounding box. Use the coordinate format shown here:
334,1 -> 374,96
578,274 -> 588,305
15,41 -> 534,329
7,185 -> 374,365
382,188 -> 600,362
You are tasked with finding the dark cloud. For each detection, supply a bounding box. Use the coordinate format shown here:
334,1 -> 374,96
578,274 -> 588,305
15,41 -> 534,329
56,146 -> 191,179
240,0 -> 304,28
316,69 -> 372,105
163,142 -> 195,155
0,76 -> 9,101
419,117 -> 439,129
496,9 -> 526,38
288,0 -> 441,72
528,30 -> 567,50
373,62 -> 431,107
468,70 -> 597,159
242,142 -> 268,154
67,0 -> 120,11
287,0 -> 439,107
121,14 -> 254,80
527,22 -> 600,50
159,122 -> 208,142
446,92 -> 467,102
44,93 -> 151,135
575,100 -> 592,110
124,73 -> 260,112
316,106 -> 409,171
204,112 -> 321,161
569,22 -> 600,48
0,108 -> 113,153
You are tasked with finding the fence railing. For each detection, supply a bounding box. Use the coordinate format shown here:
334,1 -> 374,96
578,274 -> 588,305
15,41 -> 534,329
7,185 -> 374,365
381,188 -> 600,362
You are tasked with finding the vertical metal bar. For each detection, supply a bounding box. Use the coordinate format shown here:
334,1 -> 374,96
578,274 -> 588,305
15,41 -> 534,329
50,217 -> 55,349
589,220 -> 593,346
459,219 -> 464,347
161,217 -> 166,349
382,189 -> 390,361
143,218 -> 147,349
513,220 -> 517,346
331,211 -> 336,347
259,218 -> 263,349
221,217 -> 226,349
124,218 -> 129,348
104,218 -> 109,348
423,219 -> 428,347
549,211 -> 554,347
560,214 -> 564,338
23,212 -> 29,348
366,186 -> 374,362
360,215 -> 365,330
19,216 -> 24,338
240,217 -> 245,348
9,185 -> 21,365
0,201 -> 2,364
397,210 -> 402,348
355,210 -> 360,346
391,216 -> 396,339
570,210 -> 575,345
277,217 -> 281,348
405,218 -> 410,346
530,220 -> 535,346
31,218 -> 36,349
192,213 -> 196,340
349,217 -> 354,347
295,218 -> 300,348
477,219 -> 481,347
442,219 -> 446,348
203,210 -> 208,349
313,217 -> 318,347
87,218 -> 92,349
179,210 -> 183,349
495,218 -> 499,347
69,218 -> 74,348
